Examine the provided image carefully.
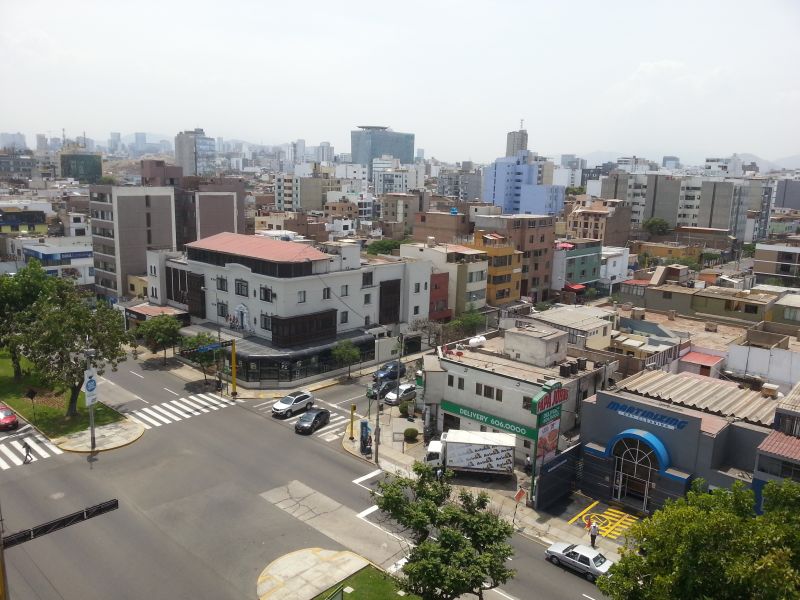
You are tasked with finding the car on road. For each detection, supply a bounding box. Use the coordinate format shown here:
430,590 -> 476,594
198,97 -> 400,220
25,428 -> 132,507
272,390 -> 314,418
373,362 -> 407,382
294,408 -> 331,434
366,380 -> 395,400
384,383 -> 417,406
0,404 -> 18,430
544,542 -> 613,583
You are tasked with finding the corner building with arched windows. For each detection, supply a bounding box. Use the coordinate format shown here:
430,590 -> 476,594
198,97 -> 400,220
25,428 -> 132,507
580,370 -> 776,514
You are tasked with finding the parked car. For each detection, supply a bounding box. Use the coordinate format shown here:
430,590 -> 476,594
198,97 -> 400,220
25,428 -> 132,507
366,380 -> 395,400
272,390 -> 314,418
384,383 -> 417,406
294,408 -> 331,434
0,404 -> 18,430
373,362 -> 407,382
544,542 -> 613,583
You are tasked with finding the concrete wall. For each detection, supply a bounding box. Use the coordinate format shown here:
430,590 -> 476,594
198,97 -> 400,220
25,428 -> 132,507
727,344 -> 800,391
504,328 -> 567,368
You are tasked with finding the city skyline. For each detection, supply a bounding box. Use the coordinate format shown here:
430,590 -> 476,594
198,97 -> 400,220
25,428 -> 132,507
1,1 -> 798,164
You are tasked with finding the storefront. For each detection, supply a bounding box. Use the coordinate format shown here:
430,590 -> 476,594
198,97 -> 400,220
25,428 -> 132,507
580,371 -> 774,514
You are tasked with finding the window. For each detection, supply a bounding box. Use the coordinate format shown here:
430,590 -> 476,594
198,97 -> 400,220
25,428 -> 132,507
298,290 -> 306,303
448,374 -> 454,387
413,305 -> 419,315
260,286 -> 273,302
483,385 -> 494,399
414,282 -> 421,293
424,282 -> 428,290
145,195 -> 151,208
260,314 -> 272,330
340,311 -> 349,324
323,287 -> 331,300
216,277 -> 228,292
523,396 -> 532,410
364,293 -> 371,305
146,230 -> 152,244
476,383 -> 483,395
151,287 -> 157,299
217,301 -> 228,318
365,315 -> 371,326
129,283 -> 135,292
744,304 -> 758,314
146,213 -> 151,227
495,388 -> 502,402
235,279 -> 248,296
341,284 -> 349,297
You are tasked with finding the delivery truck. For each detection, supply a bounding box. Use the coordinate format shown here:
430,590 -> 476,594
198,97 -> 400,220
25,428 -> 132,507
424,430 -> 516,477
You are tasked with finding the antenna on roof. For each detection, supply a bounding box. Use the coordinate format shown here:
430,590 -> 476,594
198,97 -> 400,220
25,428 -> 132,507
520,119 -> 524,130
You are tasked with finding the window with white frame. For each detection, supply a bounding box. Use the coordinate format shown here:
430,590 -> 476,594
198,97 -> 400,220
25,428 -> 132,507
298,290 -> 306,303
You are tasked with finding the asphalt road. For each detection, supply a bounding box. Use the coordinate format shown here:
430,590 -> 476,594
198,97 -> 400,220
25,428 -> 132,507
3,363 -> 603,600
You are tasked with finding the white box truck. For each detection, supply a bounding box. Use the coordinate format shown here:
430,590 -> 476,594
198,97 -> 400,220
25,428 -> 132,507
424,430 -> 516,477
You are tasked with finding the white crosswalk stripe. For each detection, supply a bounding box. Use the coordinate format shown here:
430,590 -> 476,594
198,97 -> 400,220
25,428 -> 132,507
180,397 -> 211,413
140,407 -> 172,424
0,433 -> 65,471
152,404 -> 184,421
189,395 -> 220,410
123,393 -> 244,430
131,411 -> 162,427
126,414 -> 152,429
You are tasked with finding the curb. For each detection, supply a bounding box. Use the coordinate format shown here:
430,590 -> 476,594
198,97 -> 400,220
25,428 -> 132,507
52,417 -> 146,453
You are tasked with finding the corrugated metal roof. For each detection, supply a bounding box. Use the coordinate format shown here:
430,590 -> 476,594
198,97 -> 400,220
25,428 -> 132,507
618,370 -> 776,427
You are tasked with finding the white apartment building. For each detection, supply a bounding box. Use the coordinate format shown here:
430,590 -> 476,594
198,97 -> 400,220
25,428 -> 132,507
334,164 -> 368,192
400,241 -> 488,314
552,167 -> 583,188
705,156 -> 744,177
599,246 -> 630,295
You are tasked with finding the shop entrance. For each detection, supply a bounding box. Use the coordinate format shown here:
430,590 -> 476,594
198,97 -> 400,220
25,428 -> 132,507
612,437 -> 659,512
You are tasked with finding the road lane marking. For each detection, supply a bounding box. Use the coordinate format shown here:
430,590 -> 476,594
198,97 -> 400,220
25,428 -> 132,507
0,456 -> 8,469
38,437 -> 62,455
353,469 -> 383,485
208,393 -> 237,405
582,595 -> 599,600
0,445 -> 22,466
163,387 -> 179,396
568,500 -> 599,524
356,505 -> 379,519
181,397 -> 211,413
490,588 -> 516,600
24,437 -> 49,458
332,394 -> 367,406
133,395 -> 149,404
253,400 -> 273,408
157,403 -> 190,419
151,405 -> 182,421
315,421 -> 345,435
129,371 -> 144,379
140,407 -> 172,424
132,411 -> 162,427
99,376 -> 116,386
170,399 -> 202,415
197,393 -> 232,407
126,414 -> 152,430
189,395 -> 220,410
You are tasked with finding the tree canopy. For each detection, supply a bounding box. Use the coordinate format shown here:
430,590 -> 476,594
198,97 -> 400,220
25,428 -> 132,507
331,340 -> 361,377
373,463 -> 515,600
598,479 -> 800,600
642,218 -> 670,236
136,314 -> 183,365
180,332 -> 218,382
22,288 -> 132,416
366,239 -> 403,256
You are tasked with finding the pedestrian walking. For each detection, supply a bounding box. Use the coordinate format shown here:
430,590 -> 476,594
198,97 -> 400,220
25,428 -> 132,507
22,441 -> 32,464
435,467 -> 443,482
524,454 -> 532,476
589,519 -> 599,548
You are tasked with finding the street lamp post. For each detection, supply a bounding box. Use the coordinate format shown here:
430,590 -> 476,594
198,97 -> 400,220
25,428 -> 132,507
85,348 -> 97,452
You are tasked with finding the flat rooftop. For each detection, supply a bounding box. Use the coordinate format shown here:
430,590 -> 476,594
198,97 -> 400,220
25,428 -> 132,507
439,334 -> 600,384
615,305 -> 743,351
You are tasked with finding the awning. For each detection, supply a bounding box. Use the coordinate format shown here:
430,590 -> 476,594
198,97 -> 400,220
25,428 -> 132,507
563,283 -> 586,292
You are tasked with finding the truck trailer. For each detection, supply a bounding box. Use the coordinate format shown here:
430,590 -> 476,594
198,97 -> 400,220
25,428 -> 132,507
424,430 -> 516,477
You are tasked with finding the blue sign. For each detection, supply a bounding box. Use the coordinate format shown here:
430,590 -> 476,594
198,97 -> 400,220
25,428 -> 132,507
86,379 -> 97,392
197,343 -> 221,352
606,400 -> 689,430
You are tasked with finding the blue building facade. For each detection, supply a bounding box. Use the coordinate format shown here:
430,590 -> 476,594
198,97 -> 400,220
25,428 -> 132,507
350,126 -> 414,177
482,150 -> 564,215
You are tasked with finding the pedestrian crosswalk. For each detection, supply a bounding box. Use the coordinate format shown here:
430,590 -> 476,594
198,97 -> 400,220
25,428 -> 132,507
0,433 -> 63,470
125,393 -> 244,430
252,398 -> 352,443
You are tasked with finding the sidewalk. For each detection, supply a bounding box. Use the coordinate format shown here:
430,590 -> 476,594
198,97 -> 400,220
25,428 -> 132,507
52,418 -> 145,452
341,404 -> 623,562
256,548 -> 368,600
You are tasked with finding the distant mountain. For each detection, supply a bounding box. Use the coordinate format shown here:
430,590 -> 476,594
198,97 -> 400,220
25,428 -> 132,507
737,153 -> 780,173
773,154 -> 800,170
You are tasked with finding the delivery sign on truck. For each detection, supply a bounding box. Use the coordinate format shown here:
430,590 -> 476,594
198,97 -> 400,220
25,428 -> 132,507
424,430 -> 516,477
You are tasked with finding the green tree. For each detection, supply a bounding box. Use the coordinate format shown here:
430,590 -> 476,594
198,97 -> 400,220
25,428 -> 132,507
597,479 -> 800,600
367,239 -> 402,255
22,288 -> 132,417
585,287 -> 599,300
565,186 -> 586,196
373,463 -> 515,600
99,175 -> 117,185
331,339 -> 361,378
180,332 -> 218,383
136,314 -> 183,365
453,308 -> 484,335
742,243 -> 756,258
642,218 -> 670,236
0,260 -> 70,380
700,251 -> 719,266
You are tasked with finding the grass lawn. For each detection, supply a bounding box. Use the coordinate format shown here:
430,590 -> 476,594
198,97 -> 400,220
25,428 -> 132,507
313,565 -> 419,600
0,351 -> 124,438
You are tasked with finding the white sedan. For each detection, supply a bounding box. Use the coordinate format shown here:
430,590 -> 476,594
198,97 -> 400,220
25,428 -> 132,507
384,383 -> 417,406
544,542 -> 613,583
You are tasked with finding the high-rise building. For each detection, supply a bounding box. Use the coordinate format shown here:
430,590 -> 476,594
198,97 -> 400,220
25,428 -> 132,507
483,150 -> 564,215
317,141 -> 334,163
134,132 -> 147,153
59,152 -> 103,183
108,132 -> 121,153
350,126 -> 414,178
293,139 -> 306,164
505,129 -> 528,157
775,180 -> 800,211
174,128 -> 216,176
416,149 -> 425,160
35,134 -> 48,154
89,185 -> 176,300
662,155 -> 680,169
0,132 -> 27,151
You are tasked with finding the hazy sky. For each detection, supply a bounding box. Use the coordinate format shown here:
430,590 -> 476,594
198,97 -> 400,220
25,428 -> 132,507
1,0 -> 798,164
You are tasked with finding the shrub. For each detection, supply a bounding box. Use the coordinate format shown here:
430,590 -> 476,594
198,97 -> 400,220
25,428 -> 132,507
399,401 -> 410,417
404,427 -> 419,442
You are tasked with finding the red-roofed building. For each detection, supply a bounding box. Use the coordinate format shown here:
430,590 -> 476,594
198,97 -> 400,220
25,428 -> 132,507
678,351 -> 724,378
